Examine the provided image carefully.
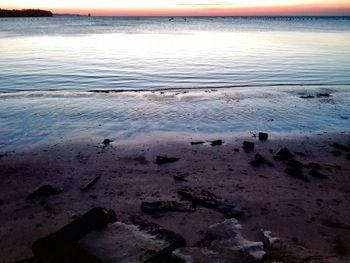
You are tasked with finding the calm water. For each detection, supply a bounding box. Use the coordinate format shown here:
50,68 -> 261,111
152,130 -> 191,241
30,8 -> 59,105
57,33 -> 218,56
0,16 -> 349,149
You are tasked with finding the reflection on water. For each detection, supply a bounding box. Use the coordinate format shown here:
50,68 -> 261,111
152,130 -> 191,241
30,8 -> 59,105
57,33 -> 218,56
0,17 -> 349,149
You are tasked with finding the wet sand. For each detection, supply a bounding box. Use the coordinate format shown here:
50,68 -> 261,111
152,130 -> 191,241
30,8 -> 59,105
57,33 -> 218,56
0,132 -> 350,262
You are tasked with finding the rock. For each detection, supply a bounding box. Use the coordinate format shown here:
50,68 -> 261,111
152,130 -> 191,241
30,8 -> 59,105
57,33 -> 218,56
285,167 -> 310,182
174,173 -> 189,182
286,159 -> 304,169
78,217 -> 186,263
0,153 -> 6,160
32,207 -> 117,263
242,141 -> 255,151
308,162 -> 322,169
141,201 -> 196,214
347,153 -> 350,160
171,247 -> 254,263
258,132 -> 268,141
0,200 -> 3,206
80,176 -> 101,192
26,184 -> 61,200
261,230 -> 280,250
331,150 -> 342,156
205,219 -> 266,261
178,187 -> 244,219
309,169 -> 328,179
211,140 -> 223,146
250,154 -> 274,168
102,139 -> 112,145
331,142 -> 350,152
156,156 -> 180,164
191,141 -> 205,145
273,148 -> 294,160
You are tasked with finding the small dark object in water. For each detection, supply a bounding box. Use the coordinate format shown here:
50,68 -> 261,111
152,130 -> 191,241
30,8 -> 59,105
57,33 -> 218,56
273,148 -> 294,160
102,138 -> 112,145
80,176 -> 101,192
243,141 -> 254,150
156,156 -> 180,164
300,95 -> 315,99
32,207 -> 117,262
309,170 -> 328,179
211,140 -> 223,146
258,132 -> 268,141
286,159 -> 304,169
285,167 -> 310,182
191,141 -> 205,145
317,93 -> 331,97
141,201 -> 196,214
26,185 -> 61,200
250,154 -> 274,167
331,142 -> 350,152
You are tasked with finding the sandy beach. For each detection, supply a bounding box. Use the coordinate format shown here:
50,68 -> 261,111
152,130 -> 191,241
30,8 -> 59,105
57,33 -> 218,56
0,131 -> 349,262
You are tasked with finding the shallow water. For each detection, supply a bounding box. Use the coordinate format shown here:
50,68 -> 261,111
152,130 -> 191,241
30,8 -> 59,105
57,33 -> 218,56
0,17 -> 349,149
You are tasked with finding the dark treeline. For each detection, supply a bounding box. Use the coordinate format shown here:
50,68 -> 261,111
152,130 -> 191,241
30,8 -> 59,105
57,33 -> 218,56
0,9 -> 53,17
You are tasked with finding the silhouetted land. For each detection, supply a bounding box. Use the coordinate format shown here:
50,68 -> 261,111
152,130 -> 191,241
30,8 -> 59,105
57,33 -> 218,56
0,9 -> 53,17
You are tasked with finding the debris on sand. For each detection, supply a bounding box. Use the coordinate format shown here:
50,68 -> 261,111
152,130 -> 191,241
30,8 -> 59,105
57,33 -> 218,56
250,154 -> 274,167
211,140 -> 223,146
80,176 -> 101,192
285,167 -> 310,182
243,141 -> 255,151
26,184 -> 61,200
273,148 -> 294,161
156,155 -> 180,164
141,201 -> 196,214
258,132 -> 268,141
178,187 -> 244,218
32,207 -> 117,263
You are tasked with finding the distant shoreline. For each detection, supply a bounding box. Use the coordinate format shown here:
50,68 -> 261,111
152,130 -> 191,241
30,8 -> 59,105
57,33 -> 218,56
0,9 -> 52,17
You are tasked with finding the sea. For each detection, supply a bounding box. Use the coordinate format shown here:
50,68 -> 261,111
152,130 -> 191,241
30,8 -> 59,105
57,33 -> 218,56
0,16 -> 349,149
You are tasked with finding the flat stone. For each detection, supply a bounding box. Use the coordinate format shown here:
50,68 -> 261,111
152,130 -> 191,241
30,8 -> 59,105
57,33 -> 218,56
141,201 -> 196,214
32,207 -> 117,263
250,154 -> 274,167
211,140 -> 223,146
242,141 -> 255,151
78,217 -> 186,263
26,184 -> 61,200
285,167 -> 310,182
156,156 -> 180,164
273,148 -> 295,161
309,169 -> 328,179
178,187 -> 244,219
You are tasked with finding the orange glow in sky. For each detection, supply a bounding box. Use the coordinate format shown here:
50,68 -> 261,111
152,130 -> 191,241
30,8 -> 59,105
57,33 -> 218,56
1,0 -> 350,15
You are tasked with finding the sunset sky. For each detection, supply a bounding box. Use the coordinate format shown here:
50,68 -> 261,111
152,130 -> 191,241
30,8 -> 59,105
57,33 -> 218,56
1,0 -> 350,16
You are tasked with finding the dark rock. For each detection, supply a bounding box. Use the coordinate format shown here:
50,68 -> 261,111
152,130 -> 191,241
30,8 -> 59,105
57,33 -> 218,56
0,200 -> 3,206
250,154 -> 274,167
308,162 -> 322,169
286,159 -> 304,169
174,173 -> 189,182
285,167 -> 310,182
347,153 -> 350,160
242,141 -> 254,151
178,187 -> 244,218
26,185 -> 61,200
258,132 -> 268,141
321,219 -> 350,230
300,95 -> 315,99
141,201 -> 196,214
331,142 -> 350,152
211,140 -> 223,146
0,153 -> 6,160
309,169 -> 328,179
102,138 -> 112,145
78,217 -> 186,263
331,150 -> 342,156
156,156 -> 180,164
80,176 -> 101,192
273,148 -> 294,160
32,207 -> 117,263
191,141 -> 205,145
